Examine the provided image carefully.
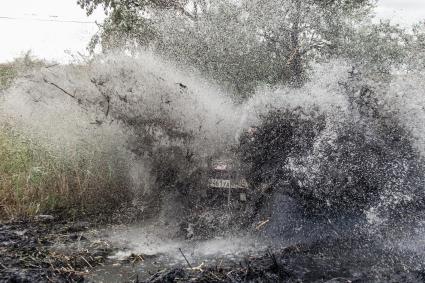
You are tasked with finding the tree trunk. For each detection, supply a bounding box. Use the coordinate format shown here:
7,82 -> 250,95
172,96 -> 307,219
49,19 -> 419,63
290,0 -> 303,87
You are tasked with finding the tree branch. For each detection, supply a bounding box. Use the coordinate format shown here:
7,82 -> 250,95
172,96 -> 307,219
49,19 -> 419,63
43,78 -> 76,100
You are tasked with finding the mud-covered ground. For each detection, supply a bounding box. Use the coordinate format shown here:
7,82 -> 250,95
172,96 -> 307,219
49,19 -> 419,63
0,218 -> 113,282
146,238 -> 425,283
2,218 -> 425,283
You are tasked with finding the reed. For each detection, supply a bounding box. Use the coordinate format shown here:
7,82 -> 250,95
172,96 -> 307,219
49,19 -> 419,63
0,125 -> 133,220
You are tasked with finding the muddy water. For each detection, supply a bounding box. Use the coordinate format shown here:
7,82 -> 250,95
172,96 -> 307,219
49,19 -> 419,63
87,225 -> 268,282
85,224 -> 425,282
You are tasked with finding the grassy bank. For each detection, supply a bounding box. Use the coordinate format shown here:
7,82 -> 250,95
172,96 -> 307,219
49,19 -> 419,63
0,57 -> 134,220
0,126 -> 133,220
0,63 -> 17,90
0,52 -> 44,90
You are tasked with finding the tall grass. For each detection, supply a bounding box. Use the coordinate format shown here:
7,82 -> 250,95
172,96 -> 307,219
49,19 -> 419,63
0,64 -> 16,90
0,52 -> 46,90
0,54 -> 134,220
0,125 -> 133,220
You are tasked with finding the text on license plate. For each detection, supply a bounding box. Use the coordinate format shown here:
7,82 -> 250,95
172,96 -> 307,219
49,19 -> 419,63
209,179 -> 231,189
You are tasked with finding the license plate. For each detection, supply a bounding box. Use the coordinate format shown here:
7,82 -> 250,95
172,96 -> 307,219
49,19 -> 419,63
208,178 -> 231,189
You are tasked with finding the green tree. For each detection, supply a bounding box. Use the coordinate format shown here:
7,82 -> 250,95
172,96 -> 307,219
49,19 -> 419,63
246,0 -> 374,85
156,0 -> 374,92
405,22 -> 425,72
343,21 -> 409,78
79,0 -> 374,94
78,0 -> 195,50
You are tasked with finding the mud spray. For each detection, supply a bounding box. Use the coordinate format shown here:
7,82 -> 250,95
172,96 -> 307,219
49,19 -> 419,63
2,52 -> 425,281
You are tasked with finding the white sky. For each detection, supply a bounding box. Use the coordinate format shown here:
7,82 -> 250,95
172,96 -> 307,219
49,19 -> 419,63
374,0 -> 424,26
0,0 -> 424,63
0,0 -> 105,63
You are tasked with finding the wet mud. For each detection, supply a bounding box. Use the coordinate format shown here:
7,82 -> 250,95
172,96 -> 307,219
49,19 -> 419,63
146,238 -> 425,283
2,219 -> 425,283
0,219 -> 112,282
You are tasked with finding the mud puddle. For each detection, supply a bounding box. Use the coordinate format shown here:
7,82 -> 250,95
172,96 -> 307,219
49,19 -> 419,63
0,219 -> 268,282
87,225 -> 268,282
3,220 -> 425,282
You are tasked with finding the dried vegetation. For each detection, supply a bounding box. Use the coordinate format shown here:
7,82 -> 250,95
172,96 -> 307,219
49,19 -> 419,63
0,125 -> 133,220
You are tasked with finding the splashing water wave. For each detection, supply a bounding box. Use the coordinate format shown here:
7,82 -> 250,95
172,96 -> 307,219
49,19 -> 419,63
3,53 -> 425,276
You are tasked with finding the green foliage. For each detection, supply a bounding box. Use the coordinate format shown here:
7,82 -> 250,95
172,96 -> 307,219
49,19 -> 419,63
0,64 -> 16,90
78,0 -> 188,14
155,0 -> 374,94
335,21 -> 409,80
156,2 -> 292,97
79,0 -> 191,51
313,0 -> 375,11
405,22 -> 425,72
88,7 -> 157,51
78,0 -> 374,96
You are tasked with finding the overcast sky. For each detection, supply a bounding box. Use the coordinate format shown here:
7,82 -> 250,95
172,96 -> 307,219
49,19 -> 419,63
0,0 -> 424,63
374,0 -> 424,26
